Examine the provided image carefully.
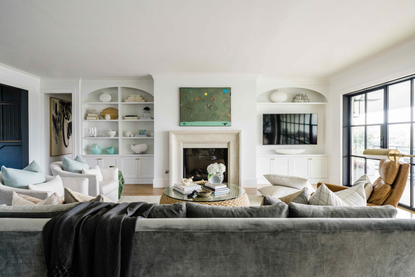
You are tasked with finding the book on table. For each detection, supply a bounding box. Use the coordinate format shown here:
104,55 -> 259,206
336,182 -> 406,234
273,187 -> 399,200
173,183 -> 201,194
202,185 -> 230,194
204,183 -> 228,190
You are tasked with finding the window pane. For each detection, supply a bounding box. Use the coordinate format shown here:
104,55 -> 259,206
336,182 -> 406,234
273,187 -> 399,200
366,159 -> 380,183
367,125 -> 381,149
352,157 -> 365,184
388,124 -> 411,159
352,94 -> 365,125
367,90 -> 384,124
352,127 -> 365,156
399,166 -> 412,206
388,81 -> 410,123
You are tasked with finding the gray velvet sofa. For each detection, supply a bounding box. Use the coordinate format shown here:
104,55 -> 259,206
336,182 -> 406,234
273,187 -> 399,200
1,204 -> 415,277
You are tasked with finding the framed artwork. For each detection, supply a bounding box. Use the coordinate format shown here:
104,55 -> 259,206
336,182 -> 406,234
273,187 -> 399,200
50,97 -> 72,156
180,87 -> 231,126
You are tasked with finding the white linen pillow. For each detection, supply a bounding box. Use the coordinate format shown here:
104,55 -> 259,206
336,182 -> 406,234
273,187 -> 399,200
258,185 -> 300,198
82,165 -> 103,182
352,174 -> 373,201
12,191 -> 63,206
309,184 -> 349,206
264,174 -> 315,192
28,175 -> 65,199
335,183 -> 366,206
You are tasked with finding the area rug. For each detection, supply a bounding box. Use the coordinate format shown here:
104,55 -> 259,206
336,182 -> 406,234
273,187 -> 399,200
118,195 -> 264,206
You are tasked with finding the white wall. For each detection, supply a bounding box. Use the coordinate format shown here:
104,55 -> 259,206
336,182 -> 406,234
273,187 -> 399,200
329,38 -> 415,184
153,74 -> 258,188
0,63 -> 41,166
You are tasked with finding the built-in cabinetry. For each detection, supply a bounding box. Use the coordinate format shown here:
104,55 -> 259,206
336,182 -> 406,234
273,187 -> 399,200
257,155 -> 329,184
81,87 -> 154,184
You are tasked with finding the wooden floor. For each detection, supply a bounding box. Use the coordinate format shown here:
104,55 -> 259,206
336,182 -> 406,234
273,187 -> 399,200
122,184 -> 415,218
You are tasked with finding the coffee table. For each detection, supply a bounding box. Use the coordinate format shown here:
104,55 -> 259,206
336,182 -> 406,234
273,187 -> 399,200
159,183 -> 250,207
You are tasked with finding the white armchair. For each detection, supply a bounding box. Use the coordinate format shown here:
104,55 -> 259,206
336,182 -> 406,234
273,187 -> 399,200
50,161 -> 119,202
0,173 -> 88,206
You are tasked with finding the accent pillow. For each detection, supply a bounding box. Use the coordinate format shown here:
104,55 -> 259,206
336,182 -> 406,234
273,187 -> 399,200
186,202 -> 289,218
335,183 -> 366,206
288,202 -> 397,218
82,165 -> 103,182
368,177 -> 392,205
16,193 -> 42,204
258,185 -> 300,198
279,188 -> 309,205
28,175 -> 65,199
64,188 -> 112,203
0,203 -> 80,218
261,196 -> 283,206
1,161 -> 46,188
309,184 -> 348,206
352,174 -> 373,200
148,202 -> 187,218
62,156 -> 89,173
264,174 -> 315,192
12,192 -> 63,206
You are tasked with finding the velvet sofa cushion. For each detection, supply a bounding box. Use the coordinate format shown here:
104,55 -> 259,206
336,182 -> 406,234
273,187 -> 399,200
62,156 -> 90,173
1,161 -> 46,189
0,202 -> 80,218
288,202 -> 397,218
148,202 -> 186,218
186,202 -> 289,218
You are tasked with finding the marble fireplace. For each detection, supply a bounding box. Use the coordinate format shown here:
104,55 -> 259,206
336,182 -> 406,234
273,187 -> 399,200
169,130 -> 241,186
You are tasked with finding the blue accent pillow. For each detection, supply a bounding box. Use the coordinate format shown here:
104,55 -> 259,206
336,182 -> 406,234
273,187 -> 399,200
1,161 -> 46,189
62,156 -> 89,173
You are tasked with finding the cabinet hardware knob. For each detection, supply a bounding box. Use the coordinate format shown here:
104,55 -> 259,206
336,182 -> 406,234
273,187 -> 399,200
136,158 -> 140,160
98,158 -> 103,160
271,158 -> 275,160
308,158 -> 312,161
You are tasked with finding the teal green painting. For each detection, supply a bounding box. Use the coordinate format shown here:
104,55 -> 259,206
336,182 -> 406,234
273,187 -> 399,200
180,87 -> 231,126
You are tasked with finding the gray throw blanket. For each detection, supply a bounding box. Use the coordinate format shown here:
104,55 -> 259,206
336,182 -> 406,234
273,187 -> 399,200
43,201 -> 155,277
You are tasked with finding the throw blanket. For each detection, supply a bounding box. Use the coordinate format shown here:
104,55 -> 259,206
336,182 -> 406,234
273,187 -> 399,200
43,201 -> 155,277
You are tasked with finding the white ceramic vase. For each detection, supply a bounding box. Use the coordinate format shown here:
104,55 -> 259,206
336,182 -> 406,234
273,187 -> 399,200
130,143 -> 147,154
99,92 -> 112,102
107,129 -> 116,137
270,91 -> 287,102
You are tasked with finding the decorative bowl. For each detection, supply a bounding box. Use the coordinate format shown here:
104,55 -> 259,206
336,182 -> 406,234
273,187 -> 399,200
196,190 -> 212,197
107,129 -> 116,137
269,90 -> 287,102
274,148 -> 306,155
130,143 -> 147,154
106,147 -> 115,155
99,92 -> 112,102
90,143 -> 103,155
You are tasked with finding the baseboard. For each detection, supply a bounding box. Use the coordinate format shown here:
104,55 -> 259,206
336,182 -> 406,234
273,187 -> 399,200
153,178 -> 169,188
124,178 -> 153,185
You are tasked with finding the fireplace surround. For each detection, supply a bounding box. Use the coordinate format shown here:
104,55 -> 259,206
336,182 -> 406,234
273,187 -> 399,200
169,130 -> 241,186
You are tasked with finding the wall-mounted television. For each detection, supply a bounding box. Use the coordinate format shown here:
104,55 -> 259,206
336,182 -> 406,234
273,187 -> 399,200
263,114 -> 318,145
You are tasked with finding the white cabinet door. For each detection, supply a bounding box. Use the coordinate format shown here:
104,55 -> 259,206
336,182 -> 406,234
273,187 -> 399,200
271,157 -> 290,175
291,158 -> 308,178
257,157 -> 272,178
120,157 -> 140,180
83,157 -> 100,168
100,157 -> 118,168
139,157 -> 154,179
307,157 -> 328,179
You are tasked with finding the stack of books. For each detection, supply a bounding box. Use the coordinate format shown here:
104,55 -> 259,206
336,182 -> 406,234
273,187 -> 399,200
202,183 -> 230,195
173,183 -> 201,194
125,95 -> 146,102
86,113 -> 99,120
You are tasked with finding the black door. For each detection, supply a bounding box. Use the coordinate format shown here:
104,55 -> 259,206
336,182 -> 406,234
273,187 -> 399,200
0,84 -> 29,169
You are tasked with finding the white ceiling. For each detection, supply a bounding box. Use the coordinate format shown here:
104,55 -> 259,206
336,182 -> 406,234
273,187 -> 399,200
1,0 -> 415,79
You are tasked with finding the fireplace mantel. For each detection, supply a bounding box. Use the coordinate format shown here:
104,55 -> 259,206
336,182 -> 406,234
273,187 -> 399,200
169,130 -> 241,186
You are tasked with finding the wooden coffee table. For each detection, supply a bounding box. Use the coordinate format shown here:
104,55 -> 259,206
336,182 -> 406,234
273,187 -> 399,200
159,183 -> 250,207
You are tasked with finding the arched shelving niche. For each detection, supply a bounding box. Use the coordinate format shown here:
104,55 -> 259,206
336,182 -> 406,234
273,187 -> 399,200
257,87 -> 328,104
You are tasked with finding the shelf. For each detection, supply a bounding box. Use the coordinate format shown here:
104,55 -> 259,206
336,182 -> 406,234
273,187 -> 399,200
81,154 -> 154,157
257,102 -> 327,105
121,119 -> 154,122
82,137 -> 119,140
121,137 -> 154,139
121,102 -> 154,105
120,154 -> 154,157
83,102 -> 119,105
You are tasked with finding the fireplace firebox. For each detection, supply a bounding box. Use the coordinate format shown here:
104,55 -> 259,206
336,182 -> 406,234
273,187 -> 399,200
183,148 -> 228,182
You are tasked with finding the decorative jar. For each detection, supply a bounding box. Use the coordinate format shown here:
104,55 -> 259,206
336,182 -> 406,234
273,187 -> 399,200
106,147 -> 115,155
90,144 -> 103,155
99,92 -> 112,102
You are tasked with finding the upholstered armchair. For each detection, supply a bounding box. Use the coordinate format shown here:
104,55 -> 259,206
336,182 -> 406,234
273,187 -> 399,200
50,161 -> 119,202
0,172 -> 88,206
317,159 -> 410,208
